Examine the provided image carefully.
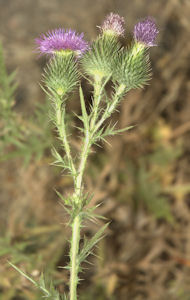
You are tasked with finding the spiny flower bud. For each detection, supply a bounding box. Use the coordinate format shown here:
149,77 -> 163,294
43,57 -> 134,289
81,36 -> 121,81
100,13 -> 125,37
113,47 -> 151,92
43,54 -> 80,98
35,29 -> 89,57
133,17 -> 159,47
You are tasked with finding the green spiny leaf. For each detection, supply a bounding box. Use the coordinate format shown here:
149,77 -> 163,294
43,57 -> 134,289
108,124 -> 134,135
8,261 -> 46,292
55,189 -> 73,207
79,85 -> 89,131
78,223 -> 109,264
9,263 -> 64,299
51,147 -> 71,171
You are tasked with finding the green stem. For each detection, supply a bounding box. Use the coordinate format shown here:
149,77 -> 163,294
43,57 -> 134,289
56,102 -> 76,176
93,84 -> 126,134
74,78 -> 104,201
90,78 -> 102,130
67,83 -> 125,300
69,80 -> 104,300
69,215 -> 81,300
69,132 -> 91,300
75,129 -> 91,200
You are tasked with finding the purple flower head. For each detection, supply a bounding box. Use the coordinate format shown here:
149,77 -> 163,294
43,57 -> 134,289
100,13 -> 125,36
35,29 -> 89,56
133,17 -> 159,47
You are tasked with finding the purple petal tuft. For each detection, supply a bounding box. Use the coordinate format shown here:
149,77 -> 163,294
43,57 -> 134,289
100,13 -> 125,36
133,17 -> 159,47
35,29 -> 89,56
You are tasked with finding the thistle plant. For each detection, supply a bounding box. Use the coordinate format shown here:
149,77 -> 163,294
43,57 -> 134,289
10,14 -> 158,299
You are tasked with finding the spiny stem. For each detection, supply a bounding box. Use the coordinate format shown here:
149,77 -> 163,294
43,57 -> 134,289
93,84 -> 126,134
75,129 -> 91,199
56,102 -> 76,176
69,83 -> 125,300
69,80 -> 104,300
69,125 -> 91,300
90,78 -> 102,130
69,215 -> 81,300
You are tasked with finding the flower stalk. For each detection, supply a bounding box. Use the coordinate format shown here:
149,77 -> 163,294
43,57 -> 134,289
55,101 -> 76,177
90,77 -> 103,130
69,214 -> 81,300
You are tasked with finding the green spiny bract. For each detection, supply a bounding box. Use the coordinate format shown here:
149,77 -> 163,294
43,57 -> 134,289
81,35 -> 121,81
113,43 -> 152,92
43,53 -> 80,99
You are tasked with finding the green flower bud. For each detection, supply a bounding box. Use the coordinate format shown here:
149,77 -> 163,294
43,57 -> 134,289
81,36 -> 121,81
43,53 -> 80,99
113,43 -> 151,92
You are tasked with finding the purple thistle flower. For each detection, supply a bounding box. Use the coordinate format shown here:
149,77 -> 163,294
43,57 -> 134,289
133,17 -> 159,47
35,29 -> 89,56
100,13 -> 125,36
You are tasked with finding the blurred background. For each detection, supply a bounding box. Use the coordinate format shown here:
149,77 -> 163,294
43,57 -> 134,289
0,0 -> 190,299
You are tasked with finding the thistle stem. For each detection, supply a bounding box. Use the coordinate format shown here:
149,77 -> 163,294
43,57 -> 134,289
69,80 -> 104,300
68,83 -> 125,300
69,133 -> 91,300
93,84 -> 126,133
90,78 -> 102,130
56,103 -> 76,176
75,130 -> 91,200
69,214 -> 81,300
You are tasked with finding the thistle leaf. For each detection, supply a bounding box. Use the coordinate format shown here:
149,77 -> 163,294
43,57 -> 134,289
51,147 -> 71,171
8,261 -> 39,288
55,189 -> 73,207
78,223 -> 109,264
108,124 -> 134,135
8,262 -> 53,297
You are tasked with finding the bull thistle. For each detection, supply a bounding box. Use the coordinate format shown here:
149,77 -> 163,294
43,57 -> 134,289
10,14 -> 159,300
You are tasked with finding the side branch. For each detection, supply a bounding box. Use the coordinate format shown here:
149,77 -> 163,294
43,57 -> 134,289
93,83 -> 126,134
55,102 -> 76,176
